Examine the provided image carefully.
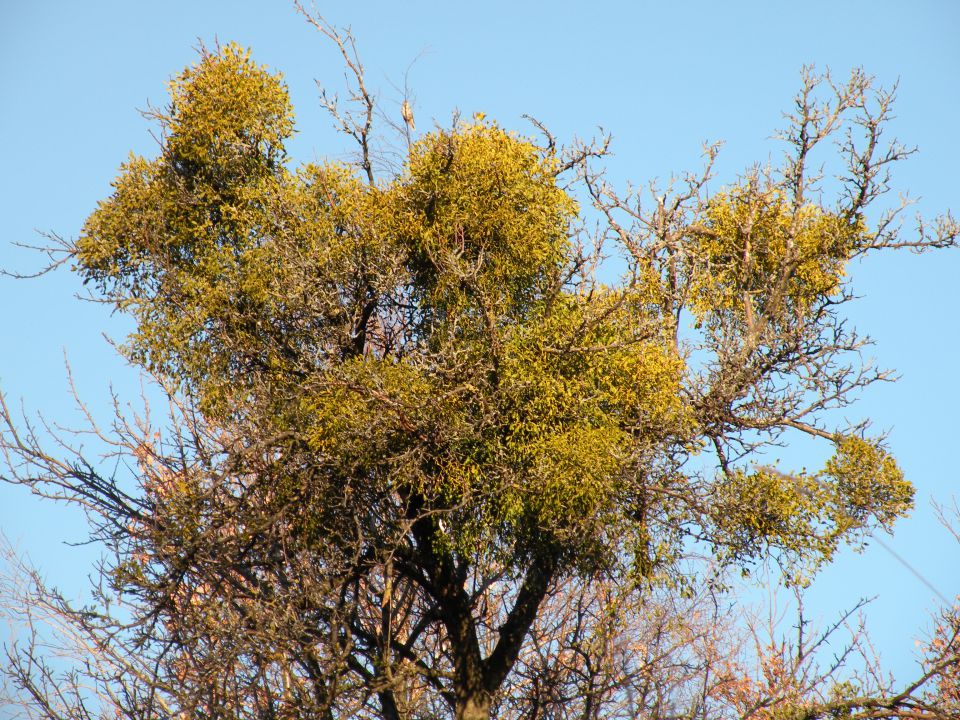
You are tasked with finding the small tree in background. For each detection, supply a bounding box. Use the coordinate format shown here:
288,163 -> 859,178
2,11 -> 958,720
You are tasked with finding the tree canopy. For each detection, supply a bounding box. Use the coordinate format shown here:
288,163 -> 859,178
2,26 -> 958,720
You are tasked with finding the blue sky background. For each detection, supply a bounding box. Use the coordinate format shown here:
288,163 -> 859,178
2,0 -> 958,686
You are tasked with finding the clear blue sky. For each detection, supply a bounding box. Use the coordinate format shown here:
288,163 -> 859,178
2,0 -> 958,684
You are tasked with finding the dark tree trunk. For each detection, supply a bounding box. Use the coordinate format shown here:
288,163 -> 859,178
455,693 -> 493,720
409,496 -> 560,720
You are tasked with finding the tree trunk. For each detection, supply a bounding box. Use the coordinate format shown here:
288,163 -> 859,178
455,693 -> 492,720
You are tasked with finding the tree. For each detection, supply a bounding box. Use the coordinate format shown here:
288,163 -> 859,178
2,14 -> 958,720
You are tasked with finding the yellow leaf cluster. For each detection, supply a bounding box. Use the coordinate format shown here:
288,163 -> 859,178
691,185 -> 867,324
